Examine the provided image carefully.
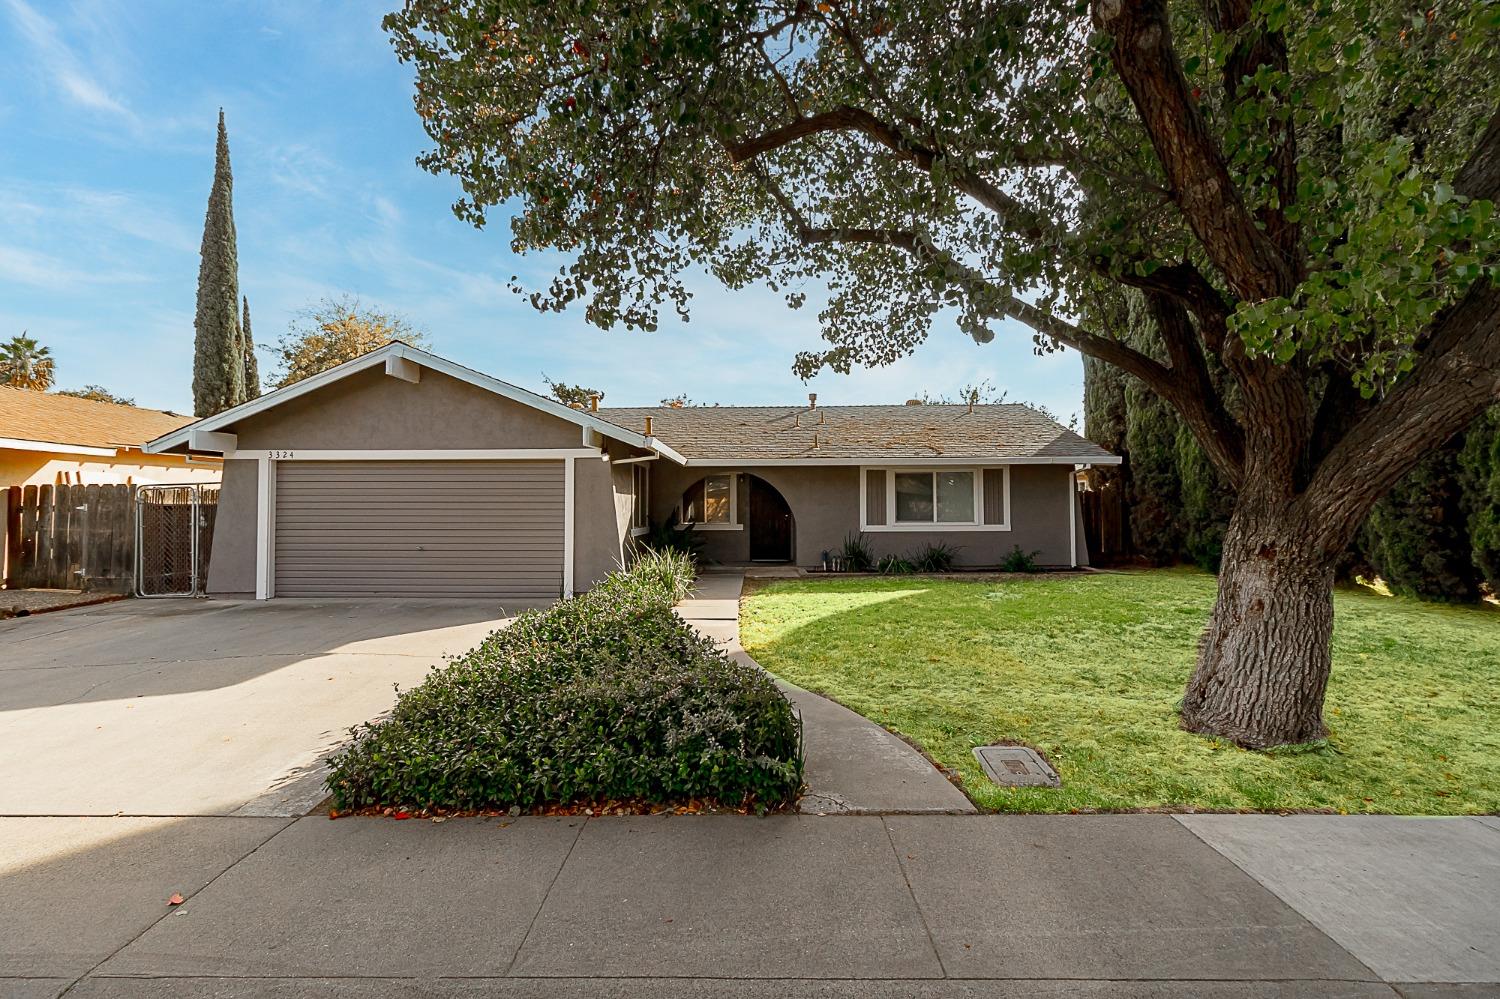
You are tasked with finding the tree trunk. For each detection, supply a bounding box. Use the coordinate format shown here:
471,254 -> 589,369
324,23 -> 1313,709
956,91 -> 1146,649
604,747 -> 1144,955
1180,502 -> 1336,748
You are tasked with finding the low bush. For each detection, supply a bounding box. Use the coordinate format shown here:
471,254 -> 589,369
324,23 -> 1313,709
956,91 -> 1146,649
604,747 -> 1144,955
877,553 -> 915,574
840,532 -> 875,571
638,515 -> 707,562
908,541 -> 961,572
1000,545 -> 1043,573
326,556 -> 802,812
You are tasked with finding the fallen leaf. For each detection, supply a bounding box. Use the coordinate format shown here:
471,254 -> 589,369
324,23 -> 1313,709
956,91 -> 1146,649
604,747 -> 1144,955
393,810 -> 412,820
168,893 -> 184,906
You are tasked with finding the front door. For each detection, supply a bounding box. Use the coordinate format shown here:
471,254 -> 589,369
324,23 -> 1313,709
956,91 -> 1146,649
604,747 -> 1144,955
748,475 -> 793,562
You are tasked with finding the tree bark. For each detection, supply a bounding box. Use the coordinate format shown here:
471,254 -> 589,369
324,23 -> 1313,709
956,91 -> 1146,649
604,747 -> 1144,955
1180,501 -> 1335,748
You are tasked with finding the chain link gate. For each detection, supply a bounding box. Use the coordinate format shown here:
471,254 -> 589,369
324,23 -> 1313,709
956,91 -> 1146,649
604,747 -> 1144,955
135,484 -> 218,597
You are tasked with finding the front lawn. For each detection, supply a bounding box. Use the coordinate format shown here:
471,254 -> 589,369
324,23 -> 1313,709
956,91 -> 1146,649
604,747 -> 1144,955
740,569 -> 1500,814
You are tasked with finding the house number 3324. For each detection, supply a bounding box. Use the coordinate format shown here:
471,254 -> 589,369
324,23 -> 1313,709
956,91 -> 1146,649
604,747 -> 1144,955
268,450 -> 295,459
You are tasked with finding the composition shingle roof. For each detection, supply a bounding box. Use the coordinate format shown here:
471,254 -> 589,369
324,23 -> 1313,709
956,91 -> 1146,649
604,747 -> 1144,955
0,385 -> 195,451
597,404 -> 1116,463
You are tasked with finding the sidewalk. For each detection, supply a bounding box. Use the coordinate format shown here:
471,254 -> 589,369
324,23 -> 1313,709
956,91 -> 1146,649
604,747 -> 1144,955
3,812 -> 1495,996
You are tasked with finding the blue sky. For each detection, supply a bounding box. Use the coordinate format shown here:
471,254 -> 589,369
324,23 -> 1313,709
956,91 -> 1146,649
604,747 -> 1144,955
0,0 -> 1084,419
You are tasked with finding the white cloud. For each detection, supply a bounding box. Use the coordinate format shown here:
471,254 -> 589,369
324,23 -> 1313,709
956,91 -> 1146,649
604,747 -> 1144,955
0,244 -> 149,289
4,0 -> 136,124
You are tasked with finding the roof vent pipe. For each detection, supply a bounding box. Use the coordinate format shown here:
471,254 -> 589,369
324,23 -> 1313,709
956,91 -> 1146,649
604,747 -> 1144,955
644,415 -> 653,436
589,394 -> 600,412
819,410 -> 825,424
808,392 -> 817,410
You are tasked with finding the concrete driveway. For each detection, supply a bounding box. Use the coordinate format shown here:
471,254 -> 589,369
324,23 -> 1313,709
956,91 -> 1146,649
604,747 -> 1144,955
0,597 -> 527,817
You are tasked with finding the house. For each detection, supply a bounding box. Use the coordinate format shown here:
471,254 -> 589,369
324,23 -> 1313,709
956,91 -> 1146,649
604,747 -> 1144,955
145,343 -> 1119,600
1,385 -> 220,488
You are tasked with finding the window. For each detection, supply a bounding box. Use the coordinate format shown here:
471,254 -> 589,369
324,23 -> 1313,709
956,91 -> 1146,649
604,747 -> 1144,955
631,465 -> 649,532
893,470 -> 977,524
681,473 -> 737,527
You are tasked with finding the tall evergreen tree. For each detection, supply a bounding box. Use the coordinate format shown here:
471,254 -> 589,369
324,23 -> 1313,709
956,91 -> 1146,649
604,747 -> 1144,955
242,296 -> 261,400
1459,410 -> 1500,593
192,109 -> 245,417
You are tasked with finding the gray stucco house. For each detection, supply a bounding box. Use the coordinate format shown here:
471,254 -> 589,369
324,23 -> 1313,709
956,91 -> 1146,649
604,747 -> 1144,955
147,343 -> 1119,600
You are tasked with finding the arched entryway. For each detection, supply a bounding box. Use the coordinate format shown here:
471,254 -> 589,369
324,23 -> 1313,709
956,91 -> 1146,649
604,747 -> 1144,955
747,474 -> 794,562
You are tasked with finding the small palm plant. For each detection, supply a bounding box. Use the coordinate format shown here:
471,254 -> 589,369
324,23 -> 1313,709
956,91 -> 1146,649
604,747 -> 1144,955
0,333 -> 56,391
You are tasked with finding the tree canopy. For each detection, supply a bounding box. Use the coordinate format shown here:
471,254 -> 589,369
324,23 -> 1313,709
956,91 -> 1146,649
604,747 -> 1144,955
0,334 -> 55,391
386,0 -> 1500,747
272,295 -> 429,388
55,385 -> 136,406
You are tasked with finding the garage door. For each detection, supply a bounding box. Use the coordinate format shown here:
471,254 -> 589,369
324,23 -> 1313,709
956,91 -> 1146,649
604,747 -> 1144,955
273,460 -> 564,599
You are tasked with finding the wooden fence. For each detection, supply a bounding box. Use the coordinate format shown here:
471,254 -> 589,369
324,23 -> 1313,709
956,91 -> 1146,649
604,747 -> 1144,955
1079,472 -> 1129,566
3,484 -> 138,592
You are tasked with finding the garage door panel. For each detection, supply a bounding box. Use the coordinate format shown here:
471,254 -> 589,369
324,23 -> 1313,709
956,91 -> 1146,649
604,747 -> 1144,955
274,460 -> 564,599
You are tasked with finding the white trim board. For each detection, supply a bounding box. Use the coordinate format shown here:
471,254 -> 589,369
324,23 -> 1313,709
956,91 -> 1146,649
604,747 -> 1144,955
0,437 -> 117,457
683,455 -> 1118,467
231,448 -> 600,461
145,342 -> 684,464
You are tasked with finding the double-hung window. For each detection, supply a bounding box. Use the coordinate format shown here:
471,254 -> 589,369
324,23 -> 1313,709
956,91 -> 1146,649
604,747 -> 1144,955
893,470 -> 978,525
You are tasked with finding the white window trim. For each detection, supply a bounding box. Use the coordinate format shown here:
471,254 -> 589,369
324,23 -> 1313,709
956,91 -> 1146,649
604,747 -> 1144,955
629,465 -> 650,536
678,471 -> 743,531
859,466 -> 1011,532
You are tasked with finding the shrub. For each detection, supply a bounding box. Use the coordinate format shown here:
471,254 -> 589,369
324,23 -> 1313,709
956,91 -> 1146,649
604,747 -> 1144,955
840,532 -> 874,571
877,553 -> 914,574
908,541 -> 960,572
1000,545 -> 1042,573
325,559 -> 802,812
639,515 -> 706,561
623,546 -> 697,604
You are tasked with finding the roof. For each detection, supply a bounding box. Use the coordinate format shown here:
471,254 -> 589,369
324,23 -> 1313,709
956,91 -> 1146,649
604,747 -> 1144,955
143,342 -> 1118,467
146,342 -> 684,462
597,404 -> 1119,465
0,385 -> 195,456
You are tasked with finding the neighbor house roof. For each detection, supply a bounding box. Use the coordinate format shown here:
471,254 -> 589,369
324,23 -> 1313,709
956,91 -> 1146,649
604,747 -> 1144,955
597,404 -> 1119,465
0,385 -> 195,457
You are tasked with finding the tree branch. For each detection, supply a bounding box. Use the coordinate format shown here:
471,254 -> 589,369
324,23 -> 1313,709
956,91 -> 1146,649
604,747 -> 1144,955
798,224 -> 1246,483
1093,0 -> 1295,299
1142,291 -> 1245,480
725,106 -> 1057,242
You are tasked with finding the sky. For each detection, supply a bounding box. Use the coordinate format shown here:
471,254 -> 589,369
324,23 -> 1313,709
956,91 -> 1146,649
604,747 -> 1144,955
0,0 -> 1085,420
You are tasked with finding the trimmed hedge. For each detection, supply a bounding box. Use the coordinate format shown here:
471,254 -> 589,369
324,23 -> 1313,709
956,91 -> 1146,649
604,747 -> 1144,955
325,551 -> 803,812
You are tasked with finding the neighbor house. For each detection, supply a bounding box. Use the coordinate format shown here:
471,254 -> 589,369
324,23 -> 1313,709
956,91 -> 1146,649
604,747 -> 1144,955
1,385 -> 220,488
145,343 -> 1119,600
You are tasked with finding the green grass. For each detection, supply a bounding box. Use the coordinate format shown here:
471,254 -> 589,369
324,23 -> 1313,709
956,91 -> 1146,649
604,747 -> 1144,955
740,568 -> 1500,814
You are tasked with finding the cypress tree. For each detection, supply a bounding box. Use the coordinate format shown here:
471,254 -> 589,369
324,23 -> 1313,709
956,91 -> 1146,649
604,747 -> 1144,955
192,109 -> 245,417
1459,409 -> 1500,593
242,295 -> 261,400
1359,438 -> 1482,602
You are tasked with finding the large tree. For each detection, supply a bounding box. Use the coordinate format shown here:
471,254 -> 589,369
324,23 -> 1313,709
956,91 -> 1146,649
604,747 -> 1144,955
193,109 -> 246,417
243,296 -> 262,401
272,294 -> 429,388
386,0 -> 1500,747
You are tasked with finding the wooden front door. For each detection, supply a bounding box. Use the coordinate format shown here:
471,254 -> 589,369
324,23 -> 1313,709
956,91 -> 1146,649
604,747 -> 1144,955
748,475 -> 793,562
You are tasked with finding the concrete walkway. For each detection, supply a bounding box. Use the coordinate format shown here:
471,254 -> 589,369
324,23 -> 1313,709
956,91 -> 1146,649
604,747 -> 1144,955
3,812 -> 1495,996
676,571 -> 975,814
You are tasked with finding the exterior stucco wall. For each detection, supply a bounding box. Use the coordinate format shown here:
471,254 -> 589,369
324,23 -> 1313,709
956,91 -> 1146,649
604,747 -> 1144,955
206,458 -> 259,596
231,367 -> 584,451
204,367 -> 644,597
647,462 -> 1081,568
1,449 -> 220,488
573,454 -> 631,591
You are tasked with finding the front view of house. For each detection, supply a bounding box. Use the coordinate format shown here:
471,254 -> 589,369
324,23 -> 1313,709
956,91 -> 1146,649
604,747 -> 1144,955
146,344 -> 1120,600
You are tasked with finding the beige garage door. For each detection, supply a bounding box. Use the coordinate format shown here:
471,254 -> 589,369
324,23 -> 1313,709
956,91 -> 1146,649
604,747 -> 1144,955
274,460 -> 564,599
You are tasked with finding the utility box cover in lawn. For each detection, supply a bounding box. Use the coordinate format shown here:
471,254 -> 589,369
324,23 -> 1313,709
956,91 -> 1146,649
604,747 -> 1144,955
973,745 -> 1061,787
